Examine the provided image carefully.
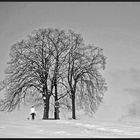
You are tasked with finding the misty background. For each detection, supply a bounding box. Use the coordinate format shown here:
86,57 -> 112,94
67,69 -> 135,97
0,2 -> 140,121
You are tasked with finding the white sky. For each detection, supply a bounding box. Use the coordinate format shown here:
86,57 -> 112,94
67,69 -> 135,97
0,2 -> 140,120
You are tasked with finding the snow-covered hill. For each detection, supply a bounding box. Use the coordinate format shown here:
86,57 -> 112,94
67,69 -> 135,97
0,106 -> 140,138
0,117 -> 140,138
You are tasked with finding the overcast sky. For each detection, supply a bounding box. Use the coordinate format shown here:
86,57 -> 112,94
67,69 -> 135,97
0,2 -> 140,121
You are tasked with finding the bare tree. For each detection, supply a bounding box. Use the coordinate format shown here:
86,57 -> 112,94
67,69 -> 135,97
0,28 -> 107,121
46,29 -> 70,119
66,30 -> 107,119
0,28 -> 69,119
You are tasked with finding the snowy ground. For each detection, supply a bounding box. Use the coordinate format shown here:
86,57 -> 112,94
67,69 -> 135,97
0,107 -> 140,138
0,118 -> 140,138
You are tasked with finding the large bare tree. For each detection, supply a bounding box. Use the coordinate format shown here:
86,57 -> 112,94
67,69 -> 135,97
0,28 -> 107,120
0,28 -> 69,119
46,29 -> 70,119
66,31 -> 107,119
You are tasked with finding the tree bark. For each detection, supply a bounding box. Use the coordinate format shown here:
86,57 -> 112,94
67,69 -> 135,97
54,101 -> 60,120
42,95 -> 50,120
54,54 -> 60,120
42,84 -> 50,120
54,80 -> 60,120
72,92 -> 76,119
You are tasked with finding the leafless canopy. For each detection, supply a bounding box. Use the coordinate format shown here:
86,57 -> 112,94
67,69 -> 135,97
0,28 -> 107,118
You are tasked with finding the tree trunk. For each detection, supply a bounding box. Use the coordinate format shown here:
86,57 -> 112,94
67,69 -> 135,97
72,92 -> 76,119
54,81 -> 60,120
42,95 -> 50,120
54,55 -> 60,120
54,100 -> 60,119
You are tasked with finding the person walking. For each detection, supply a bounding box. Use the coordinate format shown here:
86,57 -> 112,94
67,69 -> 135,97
30,106 -> 36,120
